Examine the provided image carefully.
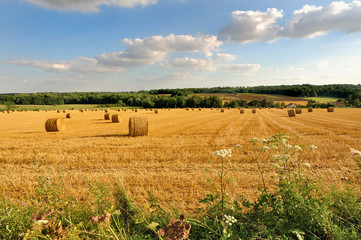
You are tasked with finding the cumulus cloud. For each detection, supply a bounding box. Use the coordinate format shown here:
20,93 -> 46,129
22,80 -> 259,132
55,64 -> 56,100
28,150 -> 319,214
222,64 -> 261,73
214,53 -> 236,61
160,57 -> 216,71
218,8 -> 283,43
7,57 -> 123,73
22,0 -> 157,12
96,34 -> 222,67
219,1 -> 361,43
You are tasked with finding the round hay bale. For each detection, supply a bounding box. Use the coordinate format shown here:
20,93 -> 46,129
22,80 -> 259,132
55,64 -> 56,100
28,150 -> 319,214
308,108 -> 313,112
199,108 -> 202,111
327,107 -> 334,112
129,116 -> 148,137
104,113 -> 111,120
240,109 -> 244,114
57,110 -> 60,113
221,109 -> 225,113
111,114 -> 122,123
135,109 -> 138,113
45,118 -> 65,132
63,110 -> 66,113
295,109 -> 302,114
155,109 -> 159,114
66,113 -> 72,118
252,109 -> 256,113
105,109 -> 110,113
80,109 -> 84,113
287,109 -> 296,117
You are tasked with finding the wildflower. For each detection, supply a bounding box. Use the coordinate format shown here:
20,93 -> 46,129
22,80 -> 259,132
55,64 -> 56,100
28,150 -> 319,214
212,149 -> 232,158
308,145 -> 317,150
292,145 -> 303,151
350,148 -> 361,157
260,139 -> 268,143
249,138 -> 259,142
234,144 -> 242,148
259,146 -> 270,151
286,144 -> 293,149
301,163 -> 311,168
223,215 -> 237,226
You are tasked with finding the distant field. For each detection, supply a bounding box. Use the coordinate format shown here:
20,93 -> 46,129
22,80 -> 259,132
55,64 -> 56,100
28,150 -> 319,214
194,93 -> 309,105
1,108 -> 360,213
305,96 -> 339,103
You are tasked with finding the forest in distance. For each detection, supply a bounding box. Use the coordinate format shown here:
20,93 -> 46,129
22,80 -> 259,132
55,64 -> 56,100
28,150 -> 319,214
1,84 -> 361,108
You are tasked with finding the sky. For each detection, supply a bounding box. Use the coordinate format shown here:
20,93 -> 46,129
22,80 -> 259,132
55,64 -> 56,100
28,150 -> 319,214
1,0 -> 361,93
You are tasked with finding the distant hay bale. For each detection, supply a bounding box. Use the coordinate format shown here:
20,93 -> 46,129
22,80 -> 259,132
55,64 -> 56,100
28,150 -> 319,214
186,108 -> 189,111
129,116 -> 148,137
105,109 -> 110,113
308,108 -> 313,112
63,110 -> 66,113
199,108 -> 202,111
80,109 -> 84,113
104,113 -> 111,120
221,109 -> 225,113
111,114 -> 122,123
45,118 -> 65,132
252,109 -> 256,113
118,109 -> 121,112
135,109 -> 138,113
155,109 -> 158,114
227,108 -> 230,110
240,109 -> 244,114
295,109 -> 302,114
66,113 -> 72,119
327,107 -> 334,112
288,109 -> 296,117
211,108 -> 213,110
57,110 -> 60,113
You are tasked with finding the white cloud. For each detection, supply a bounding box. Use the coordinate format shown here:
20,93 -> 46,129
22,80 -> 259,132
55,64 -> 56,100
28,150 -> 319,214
160,57 -> 216,71
218,8 -> 283,43
317,60 -> 330,69
96,34 -> 222,67
7,57 -> 123,73
219,1 -> 361,43
222,64 -> 261,73
214,53 -> 236,61
22,0 -> 157,12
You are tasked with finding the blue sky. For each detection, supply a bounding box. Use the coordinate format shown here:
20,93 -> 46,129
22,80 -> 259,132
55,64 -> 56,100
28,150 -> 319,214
1,0 -> 361,93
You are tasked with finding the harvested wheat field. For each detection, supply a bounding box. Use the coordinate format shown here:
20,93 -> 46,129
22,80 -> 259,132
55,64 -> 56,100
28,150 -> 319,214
0,108 -> 360,213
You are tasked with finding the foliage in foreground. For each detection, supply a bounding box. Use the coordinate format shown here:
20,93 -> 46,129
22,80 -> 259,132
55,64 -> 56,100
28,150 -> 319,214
1,134 -> 361,239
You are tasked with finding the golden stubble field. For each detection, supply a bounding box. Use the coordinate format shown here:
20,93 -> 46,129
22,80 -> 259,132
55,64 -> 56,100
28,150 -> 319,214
0,108 -> 360,212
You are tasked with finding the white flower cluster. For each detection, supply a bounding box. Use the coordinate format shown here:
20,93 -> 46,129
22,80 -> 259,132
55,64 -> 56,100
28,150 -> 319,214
350,148 -> 361,157
223,215 -> 237,226
212,149 -> 232,158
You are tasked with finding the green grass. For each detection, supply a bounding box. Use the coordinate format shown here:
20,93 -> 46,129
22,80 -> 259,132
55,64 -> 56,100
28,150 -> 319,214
305,96 -> 339,102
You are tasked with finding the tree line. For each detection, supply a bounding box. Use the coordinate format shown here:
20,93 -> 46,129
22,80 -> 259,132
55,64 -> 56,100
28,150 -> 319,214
0,84 -> 360,107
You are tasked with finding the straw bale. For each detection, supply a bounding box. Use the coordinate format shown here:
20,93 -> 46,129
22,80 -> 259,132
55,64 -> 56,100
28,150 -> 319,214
129,116 -> 148,137
252,109 -> 256,113
135,109 -> 138,112
155,110 -> 158,114
287,109 -> 296,117
57,110 -> 60,113
105,109 -> 110,113
308,108 -> 313,112
240,109 -> 244,114
327,107 -> 334,112
295,109 -> 302,114
45,118 -> 65,132
221,109 -> 224,113
104,113 -> 111,120
66,113 -> 72,119
111,114 -> 122,123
